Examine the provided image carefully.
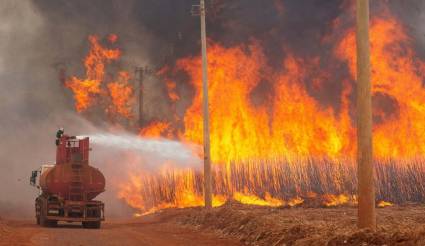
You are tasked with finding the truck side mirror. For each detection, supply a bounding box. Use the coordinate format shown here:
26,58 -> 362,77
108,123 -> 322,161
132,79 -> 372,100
30,170 -> 38,186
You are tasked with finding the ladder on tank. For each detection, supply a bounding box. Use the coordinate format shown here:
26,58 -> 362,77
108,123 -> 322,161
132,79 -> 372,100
69,159 -> 84,201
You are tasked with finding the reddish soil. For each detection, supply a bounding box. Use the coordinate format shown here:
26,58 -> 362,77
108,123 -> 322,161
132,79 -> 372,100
0,211 -> 240,246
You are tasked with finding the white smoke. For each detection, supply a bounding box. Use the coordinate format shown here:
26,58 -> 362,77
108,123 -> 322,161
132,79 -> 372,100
88,133 -> 201,168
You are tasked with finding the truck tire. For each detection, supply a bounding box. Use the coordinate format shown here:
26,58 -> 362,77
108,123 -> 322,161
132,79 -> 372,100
82,221 -> 101,229
48,220 -> 58,227
38,199 -> 48,227
39,213 -> 47,227
40,216 -> 57,227
38,200 -> 57,227
35,198 -> 41,225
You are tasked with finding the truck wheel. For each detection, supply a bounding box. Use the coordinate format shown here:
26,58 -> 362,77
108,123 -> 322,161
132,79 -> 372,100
92,221 -> 101,229
48,220 -> 58,227
82,221 -> 101,229
39,212 -> 57,227
35,199 -> 41,226
39,213 -> 47,227
41,218 -> 57,227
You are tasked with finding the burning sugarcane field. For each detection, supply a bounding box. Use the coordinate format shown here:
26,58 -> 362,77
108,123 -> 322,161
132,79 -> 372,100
1,0 -> 425,245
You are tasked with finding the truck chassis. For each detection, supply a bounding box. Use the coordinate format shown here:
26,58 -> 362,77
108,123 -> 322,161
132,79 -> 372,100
35,194 -> 104,229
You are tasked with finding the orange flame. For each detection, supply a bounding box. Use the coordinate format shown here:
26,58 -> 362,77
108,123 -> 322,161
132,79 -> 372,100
166,80 -> 180,102
322,194 -> 351,207
178,42 -> 353,163
66,35 -> 121,112
66,13 -> 425,215
377,200 -> 393,208
107,71 -> 133,118
233,191 -> 284,207
139,121 -> 173,139
119,14 -> 425,214
118,168 -> 227,215
336,17 -> 425,158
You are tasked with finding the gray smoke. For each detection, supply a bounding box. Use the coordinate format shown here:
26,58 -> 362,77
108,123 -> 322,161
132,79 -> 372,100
0,0 -> 61,218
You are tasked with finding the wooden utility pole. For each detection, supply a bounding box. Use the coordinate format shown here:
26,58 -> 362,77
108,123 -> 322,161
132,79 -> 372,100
356,0 -> 376,229
200,0 -> 212,209
52,61 -> 67,86
135,66 -> 151,128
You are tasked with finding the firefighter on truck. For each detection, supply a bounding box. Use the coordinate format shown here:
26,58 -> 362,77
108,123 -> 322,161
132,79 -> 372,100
56,127 -> 64,146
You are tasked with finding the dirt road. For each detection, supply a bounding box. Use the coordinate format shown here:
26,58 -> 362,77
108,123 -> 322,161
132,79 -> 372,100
0,211 -> 241,246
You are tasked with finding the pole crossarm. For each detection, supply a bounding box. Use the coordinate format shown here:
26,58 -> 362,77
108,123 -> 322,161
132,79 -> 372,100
191,5 -> 201,16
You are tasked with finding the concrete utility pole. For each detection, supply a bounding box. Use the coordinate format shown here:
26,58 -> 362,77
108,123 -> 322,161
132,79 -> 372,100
200,0 -> 213,209
356,0 -> 376,229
